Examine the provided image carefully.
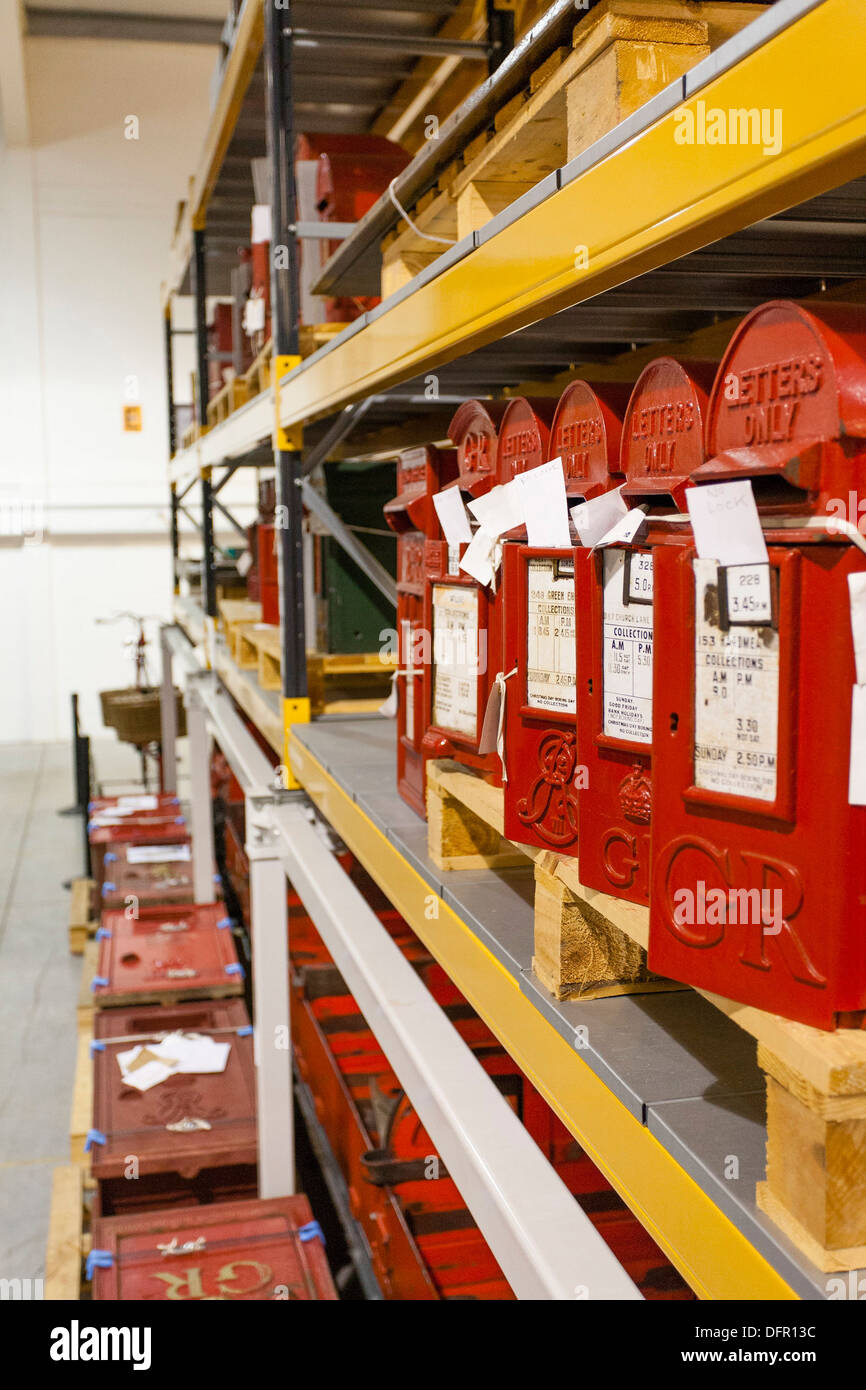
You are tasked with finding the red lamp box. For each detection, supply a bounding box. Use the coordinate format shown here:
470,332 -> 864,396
575,358 -> 715,905
99,839 -> 194,911
91,997 -> 257,1214
89,801 -> 187,885
384,443 -> 458,817
91,1195 -> 336,1300
502,379 -> 630,851
421,397 -> 555,785
648,300 -> 866,1029
93,903 -> 243,1008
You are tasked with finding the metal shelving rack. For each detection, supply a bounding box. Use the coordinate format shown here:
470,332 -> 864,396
162,0 -> 866,1298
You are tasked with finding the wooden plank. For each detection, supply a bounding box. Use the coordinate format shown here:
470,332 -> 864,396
77,940 -> 98,1033
44,1166 -> 83,1301
218,598 -> 262,635
68,877 -> 96,956
69,1027 -> 93,1167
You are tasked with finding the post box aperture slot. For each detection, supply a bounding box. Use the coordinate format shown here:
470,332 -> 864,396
524,555 -> 576,716
431,584 -> 480,740
601,548 -> 654,745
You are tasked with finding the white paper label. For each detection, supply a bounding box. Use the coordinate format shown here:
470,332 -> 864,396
515,458 -> 571,549
251,203 -> 272,244
849,573 -> 866,687
849,684 -> 866,805
693,558 -> 779,801
404,674 -> 415,740
571,486 -> 628,548
723,563 -> 772,624
431,585 -> 479,737
526,558 -> 576,713
117,795 -> 159,810
686,479 -> 768,566
602,549 -> 653,743
433,487 -> 472,548
626,552 -> 654,603
447,543 -> 460,575
467,480 -> 524,538
125,843 -> 191,865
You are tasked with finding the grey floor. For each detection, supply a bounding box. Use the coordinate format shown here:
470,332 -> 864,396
0,737 -> 189,1284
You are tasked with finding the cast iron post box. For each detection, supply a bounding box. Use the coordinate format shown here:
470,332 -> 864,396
502,380 -> 629,850
648,301 -> 866,1029
100,838 -> 194,910
575,358 -> 714,904
94,903 -> 243,1008
91,996 -> 257,1212
420,399 -> 508,780
89,800 -> 187,885
384,444 -> 458,816
91,1194 -> 336,1299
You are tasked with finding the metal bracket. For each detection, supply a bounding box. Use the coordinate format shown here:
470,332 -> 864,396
273,354 -> 303,452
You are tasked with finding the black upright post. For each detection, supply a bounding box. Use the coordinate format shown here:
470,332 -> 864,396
486,0 -> 514,75
170,486 -> 180,594
201,472 -> 217,619
191,227 -> 217,618
164,306 -> 177,457
266,0 -> 307,700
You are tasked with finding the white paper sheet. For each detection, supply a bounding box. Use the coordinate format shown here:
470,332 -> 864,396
850,684 -> 866,805
593,506 -> 647,551
117,1032 -> 231,1092
515,458 -> 571,549
117,796 -> 158,811
849,573 -> 866,687
251,203 -> 272,244
570,485 -> 628,548
432,486 -> 472,547
125,843 -> 190,865
685,479 -> 768,566
467,479 -> 524,538
459,528 -> 500,587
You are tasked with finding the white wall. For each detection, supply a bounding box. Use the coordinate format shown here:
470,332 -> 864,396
0,34 -> 219,741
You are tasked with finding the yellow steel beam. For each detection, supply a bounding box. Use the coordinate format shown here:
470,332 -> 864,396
278,0 -> 866,429
288,734 -> 798,1301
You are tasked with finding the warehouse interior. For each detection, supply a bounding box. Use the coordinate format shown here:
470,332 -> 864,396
3,0 -> 866,1334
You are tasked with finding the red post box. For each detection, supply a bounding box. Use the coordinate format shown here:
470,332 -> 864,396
90,996 -> 257,1213
648,301 -> 866,1029
384,444 -> 458,816
421,398 -> 556,784
94,903 -> 242,1008
91,1195 -> 337,1299
257,521 -> 279,626
575,359 -> 714,904
502,380 -> 629,849
99,838 -> 194,911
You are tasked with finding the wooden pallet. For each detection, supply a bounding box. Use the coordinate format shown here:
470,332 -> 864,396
245,337 -> 273,396
206,376 -> 250,428
218,598 -> 264,664
237,629 -> 397,714
70,1024 -> 94,1167
426,756 -> 866,1271
68,878 -> 97,955
380,0 -> 764,296
236,621 -> 277,670
77,939 -> 99,1033
45,1165 -> 95,1301
180,421 -> 198,450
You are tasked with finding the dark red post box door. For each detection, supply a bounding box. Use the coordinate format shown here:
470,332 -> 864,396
92,997 -> 256,1181
649,301 -> 866,1029
384,444 -> 458,817
502,380 -> 628,850
94,903 -> 242,1007
575,358 -> 714,904
92,1195 -> 337,1300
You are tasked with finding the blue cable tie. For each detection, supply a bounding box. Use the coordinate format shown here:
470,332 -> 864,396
90,1040 -> 106,1055
175,816 -> 185,825
84,1129 -> 107,1153
298,1220 -> 325,1246
86,1249 -> 114,1281
101,882 -> 116,895
104,852 -> 118,864
213,873 -> 222,885
225,963 -> 244,979
96,927 -> 112,941
87,819 -> 97,834
91,976 -> 109,992
217,917 -> 233,929
170,797 -> 180,805
87,801 -> 96,813
237,1025 -> 253,1037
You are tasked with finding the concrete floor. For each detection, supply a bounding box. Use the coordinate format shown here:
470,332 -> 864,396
0,736 -> 188,1283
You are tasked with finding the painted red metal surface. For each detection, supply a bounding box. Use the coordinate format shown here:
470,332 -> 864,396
575,359 -> 714,904
94,904 -> 242,1008
92,1195 -> 336,1300
257,522 -> 279,626
90,810 -> 188,886
91,997 -> 256,1210
99,839 -> 195,911
502,380 -> 628,851
649,302 -> 866,1028
385,445 -> 459,817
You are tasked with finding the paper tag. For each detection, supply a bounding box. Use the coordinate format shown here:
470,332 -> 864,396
515,458 -> 571,549
431,586 -> 479,737
850,684 -> 866,805
723,563 -> 772,624
527,557 -> 576,712
459,528 -> 500,587
243,294 -> 266,336
117,795 -> 158,810
125,843 -> 191,865
571,485 -> 628,548
432,486 -> 472,548
849,573 -> 866,687
378,672 -> 398,718
685,480 -> 768,566
467,479 -> 524,538
593,506 -> 646,551
447,543 -> 460,575
602,549 -> 653,742
251,203 -> 272,244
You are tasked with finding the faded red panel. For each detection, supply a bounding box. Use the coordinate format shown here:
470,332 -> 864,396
94,904 -> 242,1007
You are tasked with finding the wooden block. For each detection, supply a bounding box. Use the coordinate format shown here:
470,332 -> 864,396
533,861 -> 678,1001
69,1028 -> 94,1167
77,939 -> 98,1032
530,45 -> 570,95
764,1074 -> 866,1258
255,630 -> 283,691
45,1166 -> 84,1301
380,249 -> 440,300
426,767 -> 525,872
756,1182 -> 866,1277
68,877 -> 96,955
455,179 -> 534,240
236,622 -> 274,669
218,598 -> 262,636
